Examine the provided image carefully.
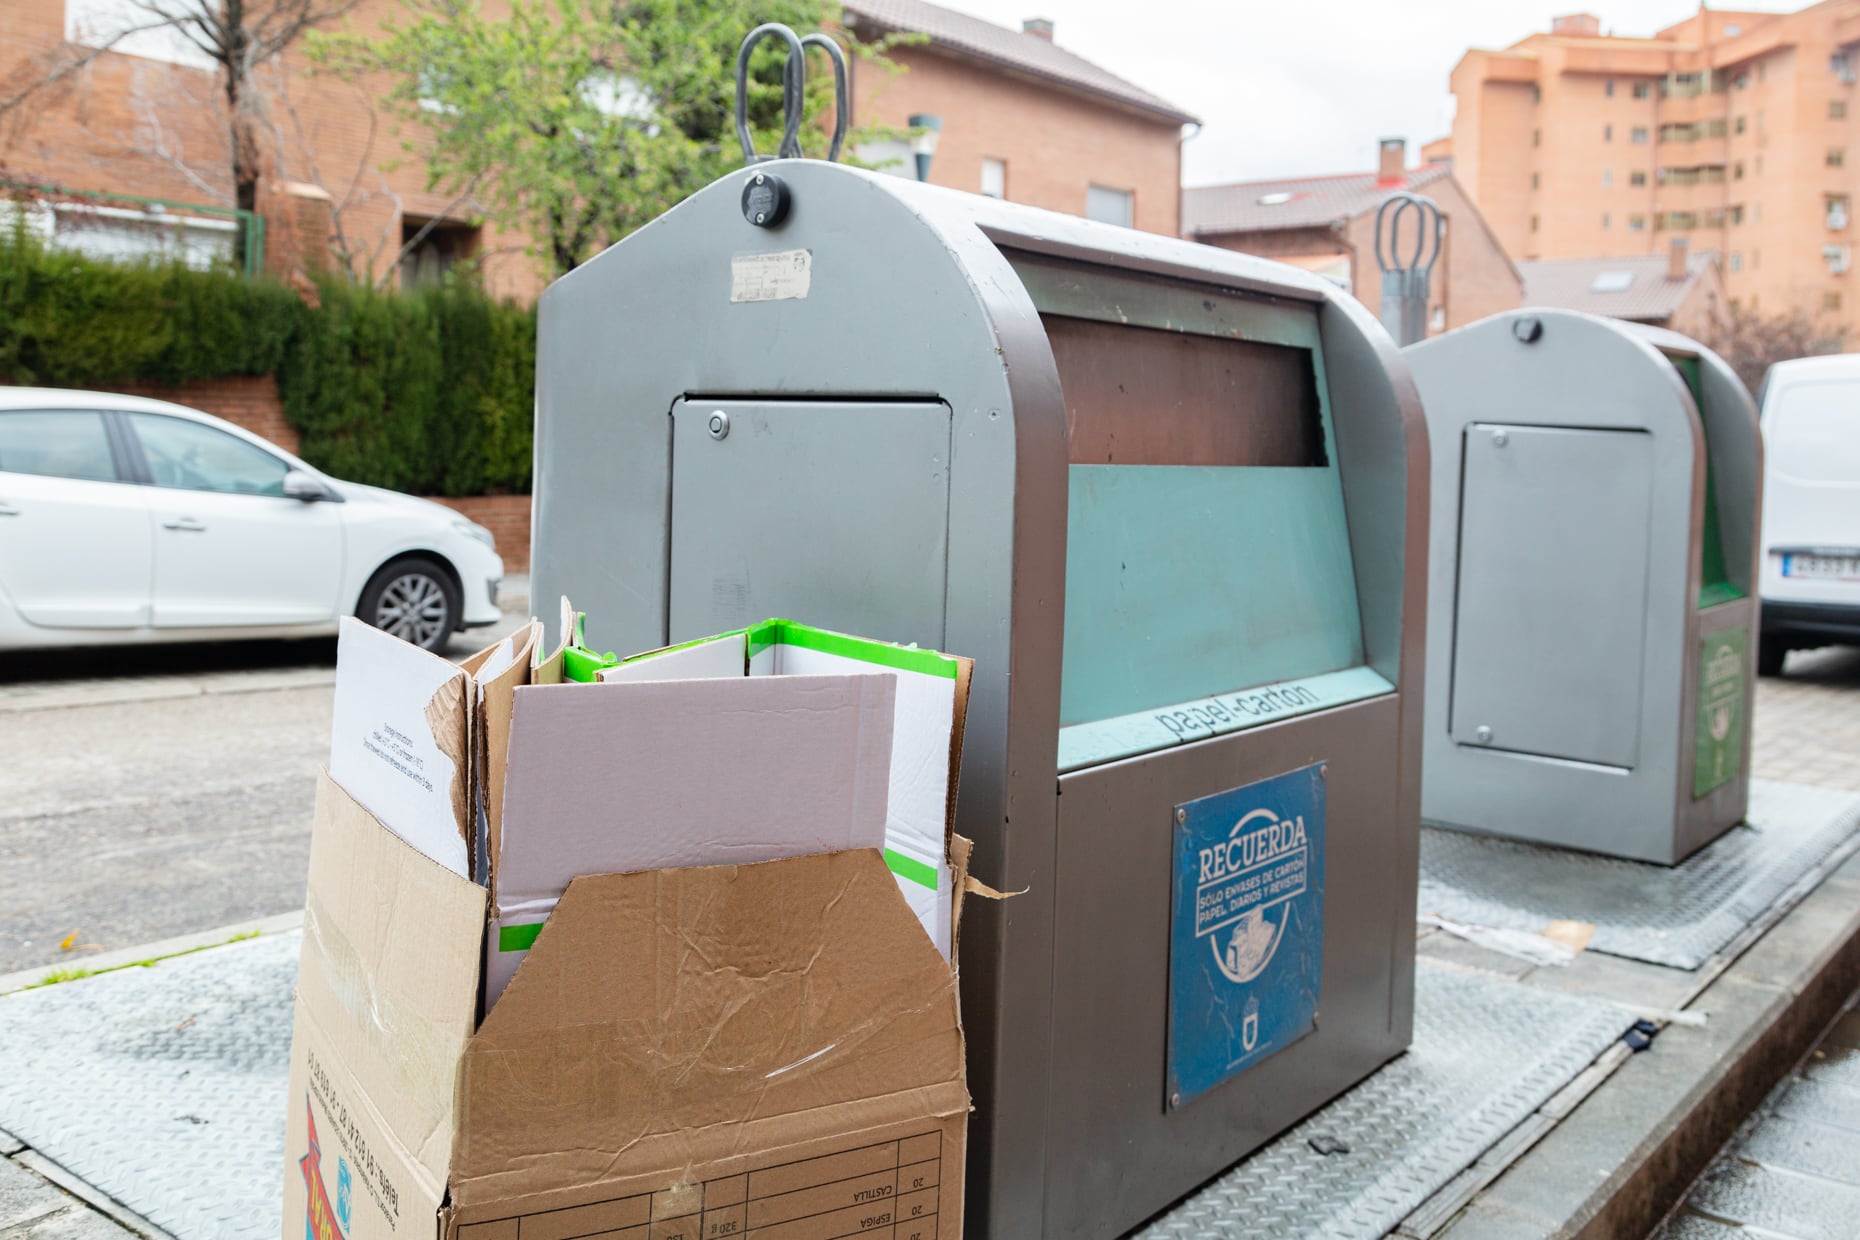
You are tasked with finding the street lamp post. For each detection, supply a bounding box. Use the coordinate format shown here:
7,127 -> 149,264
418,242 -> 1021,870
908,113 -> 942,182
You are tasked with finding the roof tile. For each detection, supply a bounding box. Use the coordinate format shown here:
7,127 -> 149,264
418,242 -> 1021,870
1182,166 -> 1454,235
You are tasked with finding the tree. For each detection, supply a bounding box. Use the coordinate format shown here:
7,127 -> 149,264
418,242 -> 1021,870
1708,301 -> 1850,394
313,0 -> 896,277
0,1 -> 362,264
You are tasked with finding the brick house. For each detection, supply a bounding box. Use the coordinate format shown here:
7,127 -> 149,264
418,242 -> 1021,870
843,0 -> 1197,235
1517,242 -> 1729,339
1182,140 -> 1525,337
1,0 -> 1193,291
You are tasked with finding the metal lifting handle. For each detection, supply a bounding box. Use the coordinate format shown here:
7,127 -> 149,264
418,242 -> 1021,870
735,22 -> 806,164
802,32 -> 849,163
1373,192 -> 1445,347
1373,192 -> 1444,279
734,25 -> 849,165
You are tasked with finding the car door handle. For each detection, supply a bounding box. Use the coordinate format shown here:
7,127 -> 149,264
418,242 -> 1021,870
162,517 -> 207,532
0,501 -> 18,517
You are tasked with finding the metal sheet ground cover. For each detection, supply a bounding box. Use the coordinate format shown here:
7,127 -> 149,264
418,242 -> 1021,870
1140,962 -> 1628,1240
1419,780 -> 1860,970
0,931 -> 296,1240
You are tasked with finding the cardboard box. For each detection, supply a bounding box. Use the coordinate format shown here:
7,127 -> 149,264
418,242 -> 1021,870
285,773 -> 969,1240
601,620 -> 972,960
291,614 -> 973,1240
483,671 -> 899,1004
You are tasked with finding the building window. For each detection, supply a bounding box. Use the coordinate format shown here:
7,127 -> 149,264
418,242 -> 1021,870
1830,147 -> 1847,168
1604,124 -> 1614,142
1834,100 -> 1850,120
1085,184 -> 1134,227
1731,204 -> 1746,225
1631,126 -> 1649,144
1736,114 -> 1746,134
1603,168 -> 1613,187
1533,84 -> 1542,103
1834,52 -> 1854,81
1730,251 -> 1743,270
981,157 -> 1006,199
400,216 -> 480,290
1532,128 -> 1541,147
1530,214 -> 1540,232
1735,161 -> 1745,179
1606,79 -> 1616,97
1531,172 -> 1540,189
1602,212 -> 1612,229
1634,81 -> 1652,99
1825,291 -> 1843,312
1630,169 -> 1648,187
1734,71 -> 1749,90
1629,214 -> 1647,231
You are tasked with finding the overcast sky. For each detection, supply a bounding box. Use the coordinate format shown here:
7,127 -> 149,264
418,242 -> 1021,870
925,0 -> 1800,185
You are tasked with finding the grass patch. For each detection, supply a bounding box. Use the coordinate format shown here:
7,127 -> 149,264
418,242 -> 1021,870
22,928 -> 269,990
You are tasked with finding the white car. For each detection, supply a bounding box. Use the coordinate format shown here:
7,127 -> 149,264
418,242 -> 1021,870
1756,355 -> 1860,674
0,388 -> 505,653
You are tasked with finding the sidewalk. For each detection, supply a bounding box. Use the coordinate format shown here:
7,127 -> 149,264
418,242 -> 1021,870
1654,995 -> 1860,1238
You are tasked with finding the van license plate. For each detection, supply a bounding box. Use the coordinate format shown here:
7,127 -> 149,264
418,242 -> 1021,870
1782,554 -> 1860,580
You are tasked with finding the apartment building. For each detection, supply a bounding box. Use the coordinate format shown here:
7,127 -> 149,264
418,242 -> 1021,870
1448,3 -> 1860,328
1183,139 -> 1523,336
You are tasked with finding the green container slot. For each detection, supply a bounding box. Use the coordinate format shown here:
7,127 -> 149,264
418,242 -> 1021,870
1665,352 -> 1741,609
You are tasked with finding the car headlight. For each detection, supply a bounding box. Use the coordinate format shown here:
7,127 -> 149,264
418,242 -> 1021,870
452,518 -> 496,550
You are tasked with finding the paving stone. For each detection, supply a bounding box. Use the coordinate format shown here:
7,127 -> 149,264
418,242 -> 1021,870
1684,1157 -> 1860,1240
1737,1113 -> 1860,1187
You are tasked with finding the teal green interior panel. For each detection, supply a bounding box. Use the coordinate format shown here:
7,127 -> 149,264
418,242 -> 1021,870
1663,350 -> 1741,609
1060,464 -> 1366,726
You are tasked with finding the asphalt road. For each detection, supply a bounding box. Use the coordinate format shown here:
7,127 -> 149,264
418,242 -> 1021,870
0,601 -> 527,975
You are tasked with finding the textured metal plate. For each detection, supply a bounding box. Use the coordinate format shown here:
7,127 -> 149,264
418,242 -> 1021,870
1138,963 -> 1627,1240
1419,780 -> 1860,970
0,931 -> 296,1239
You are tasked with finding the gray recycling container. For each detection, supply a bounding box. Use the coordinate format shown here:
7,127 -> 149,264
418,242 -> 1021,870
1404,308 -> 1762,864
530,159 -> 1429,1237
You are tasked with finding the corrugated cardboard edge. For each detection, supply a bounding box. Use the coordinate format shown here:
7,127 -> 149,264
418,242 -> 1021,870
943,658 -> 974,849
460,620 -> 542,887
422,681 -> 472,862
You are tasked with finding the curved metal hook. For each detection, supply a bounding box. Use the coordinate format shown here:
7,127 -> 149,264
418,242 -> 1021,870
735,22 -> 806,164
1373,192 -> 1444,278
801,33 -> 849,162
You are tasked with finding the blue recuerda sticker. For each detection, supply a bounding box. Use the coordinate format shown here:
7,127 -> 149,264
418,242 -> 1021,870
1168,762 -> 1326,1108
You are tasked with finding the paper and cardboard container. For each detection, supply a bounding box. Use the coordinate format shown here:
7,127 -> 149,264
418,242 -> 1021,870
288,614 -> 972,1240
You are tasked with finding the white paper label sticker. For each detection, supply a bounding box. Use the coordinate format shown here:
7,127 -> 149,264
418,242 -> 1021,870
731,249 -> 812,302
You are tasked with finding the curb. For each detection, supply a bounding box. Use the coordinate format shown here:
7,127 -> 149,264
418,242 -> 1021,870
1438,844 -> 1860,1238
0,910 -> 304,997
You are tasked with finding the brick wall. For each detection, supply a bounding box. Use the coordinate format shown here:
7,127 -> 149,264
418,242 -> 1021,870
853,44 -> 1186,236
430,494 -> 532,574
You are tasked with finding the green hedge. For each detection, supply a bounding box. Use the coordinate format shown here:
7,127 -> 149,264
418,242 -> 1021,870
0,228 -> 534,495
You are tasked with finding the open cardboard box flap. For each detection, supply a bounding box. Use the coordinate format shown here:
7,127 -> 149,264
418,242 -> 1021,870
295,771 -> 487,1199
449,845 -> 968,1212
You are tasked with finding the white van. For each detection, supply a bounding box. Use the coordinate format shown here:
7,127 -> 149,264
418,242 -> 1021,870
1756,355 -> 1860,674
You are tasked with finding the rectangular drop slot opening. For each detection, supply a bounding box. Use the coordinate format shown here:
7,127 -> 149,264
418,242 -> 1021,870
1042,314 -> 1326,467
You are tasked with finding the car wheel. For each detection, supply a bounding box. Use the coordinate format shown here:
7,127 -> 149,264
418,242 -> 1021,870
359,557 -> 460,653
1757,634 -> 1788,678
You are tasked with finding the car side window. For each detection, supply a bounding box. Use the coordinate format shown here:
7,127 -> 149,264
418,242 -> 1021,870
0,411 -> 119,482
129,413 -> 290,497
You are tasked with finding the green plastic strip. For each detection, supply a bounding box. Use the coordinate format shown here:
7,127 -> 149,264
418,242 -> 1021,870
1664,351 -> 1744,610
758,620 -> 959,679
884,848 -> 940,890
498,922 -> 544,953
